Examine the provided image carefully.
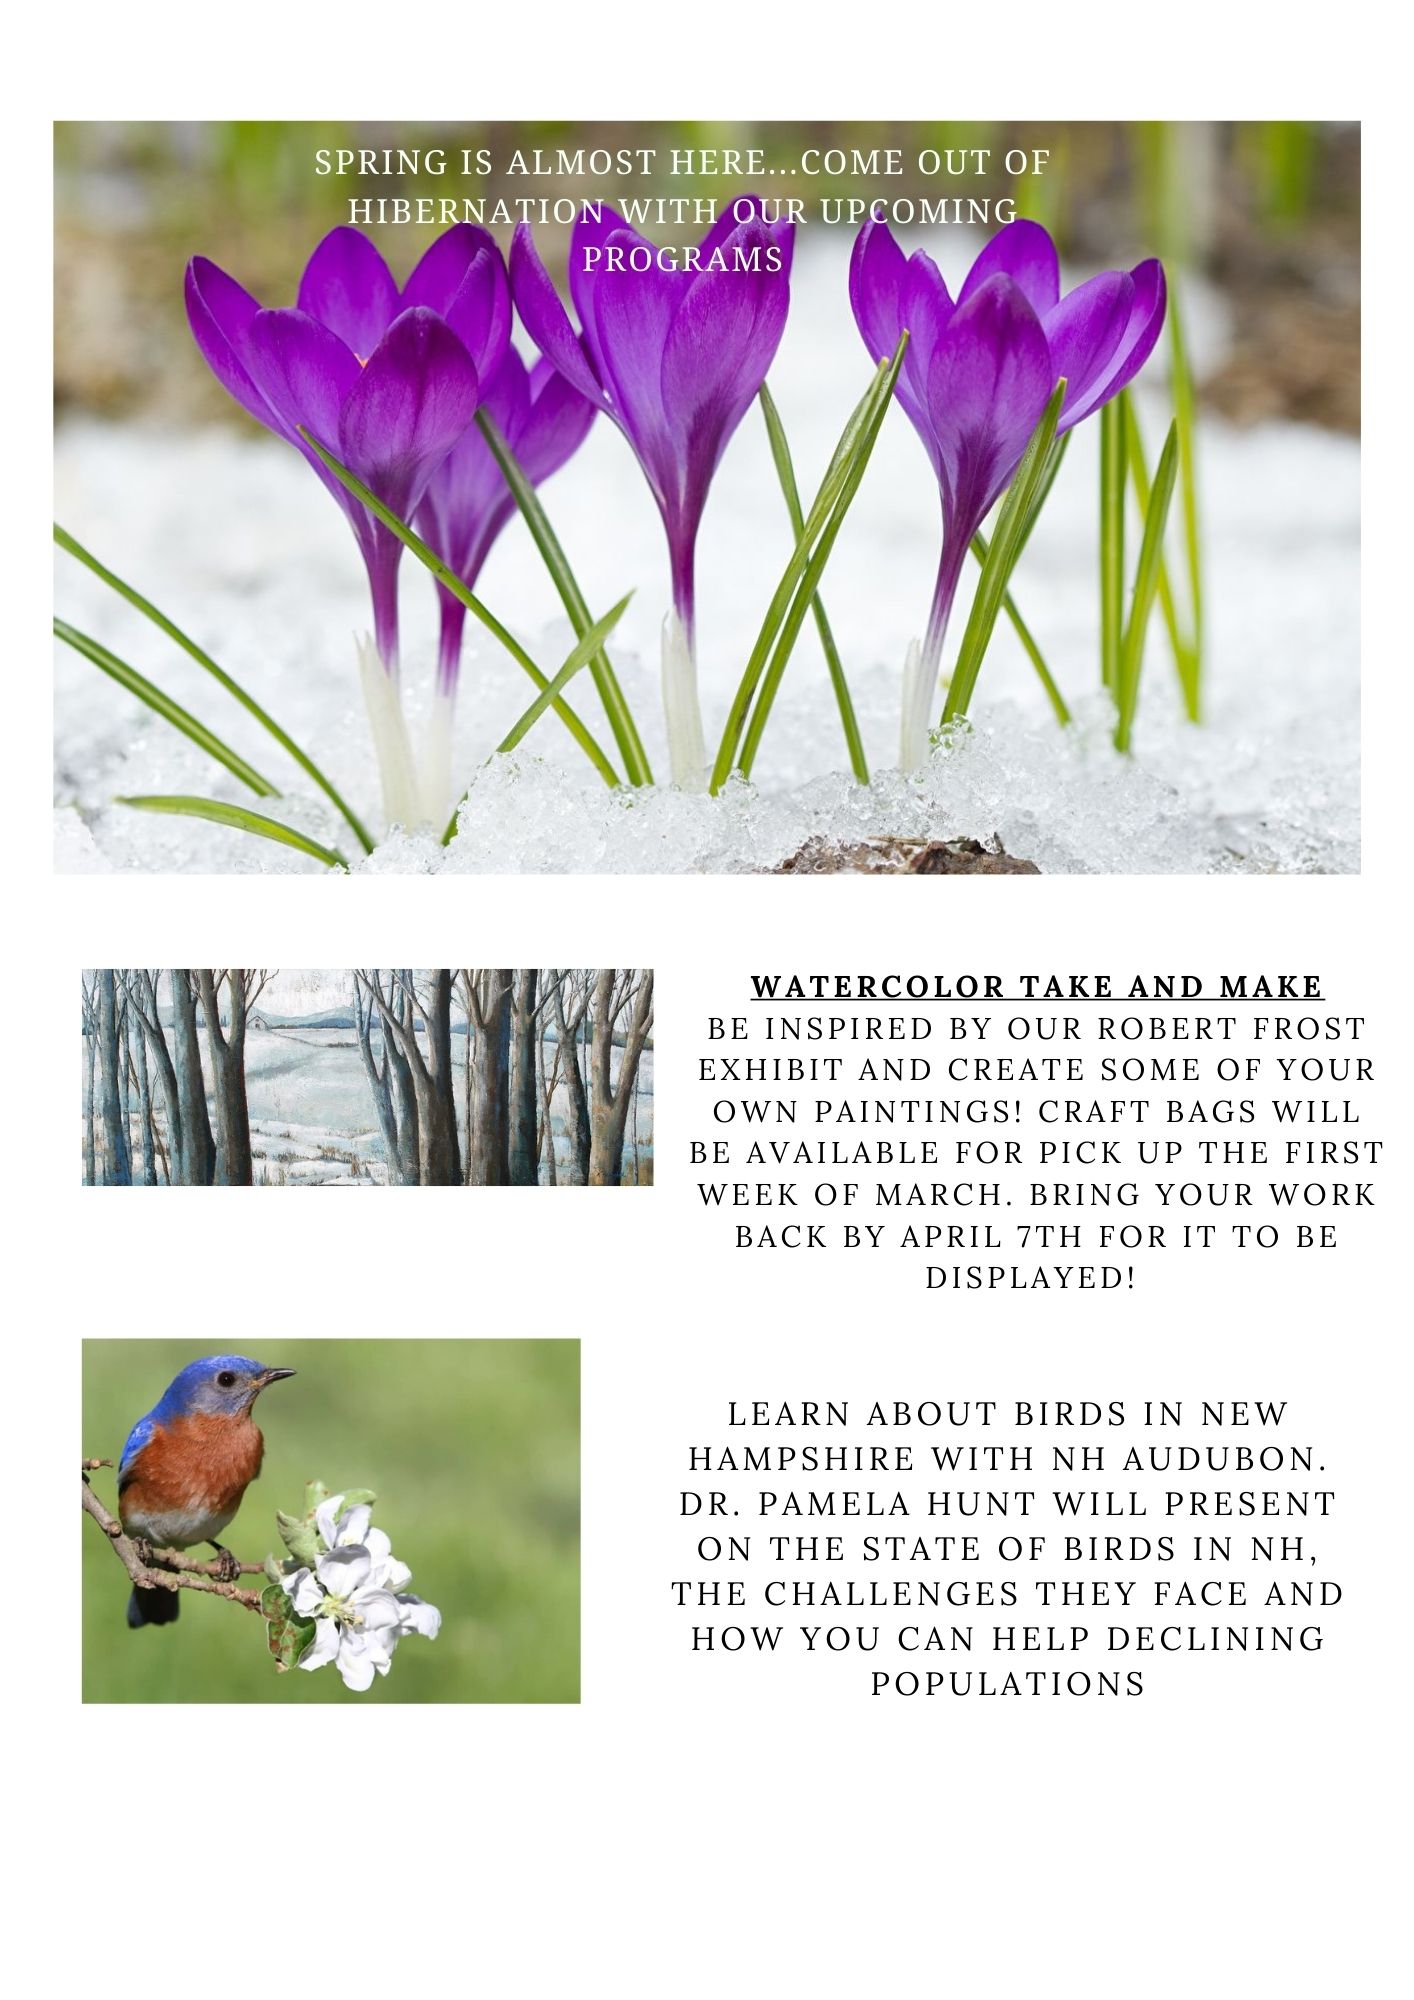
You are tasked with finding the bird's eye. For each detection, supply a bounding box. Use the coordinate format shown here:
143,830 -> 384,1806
217,1370 -> 237,1388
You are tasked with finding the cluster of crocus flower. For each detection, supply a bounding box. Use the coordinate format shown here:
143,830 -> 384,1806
511,197 -> 794,787
187,222 -> 592,825
850,217 -> 1166,766
187,205 -> 1164,818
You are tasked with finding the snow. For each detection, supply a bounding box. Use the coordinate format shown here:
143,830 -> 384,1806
53,244 -> 1359,875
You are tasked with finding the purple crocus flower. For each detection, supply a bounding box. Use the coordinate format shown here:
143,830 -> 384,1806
415,348 -> 596,694
185,224 -> 511,674
511,198 -> 794,785
850,217 -> 1166,765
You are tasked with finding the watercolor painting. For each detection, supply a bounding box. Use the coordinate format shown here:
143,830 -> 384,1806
80,969 -> 654,1185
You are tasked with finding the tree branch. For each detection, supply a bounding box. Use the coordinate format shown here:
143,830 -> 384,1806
81,1469 -> 266,1612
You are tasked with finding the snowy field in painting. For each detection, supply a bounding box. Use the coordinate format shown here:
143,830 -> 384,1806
80,974 -> 655,1188
239,1026 -> 653,1186
54,239 -> 1359,875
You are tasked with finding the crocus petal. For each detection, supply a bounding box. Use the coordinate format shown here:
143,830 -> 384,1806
591,243 -> 687,502
338,306 -> 481,522
849,219 -> 910,368
297,227 -> 400,358
894,251 -> 958,469
246,310 -> 361,446
568,205 -> 641,376
661,223 -> 789,519
400,222 -> 494,314
1059,258 -> 1167,430
417,349 -> 594,601
1043,269 -> 1133,424
518,358 -> 597,483
959,218 -> 1060,317
402,224 -> 511,384
701,194 -> 796,278
245,309 -> 366,527
510,224 -> 608,411
185,257 -> 281,435
926,274 -> 1054,534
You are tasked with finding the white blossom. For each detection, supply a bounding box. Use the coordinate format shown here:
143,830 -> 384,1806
283,1494 -> 441,1692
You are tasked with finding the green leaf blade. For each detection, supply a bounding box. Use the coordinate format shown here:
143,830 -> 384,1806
1115,421 -> 1181,752
758,385 -> 869,784
116,794 -> 349,870
942,378 -> 1067,725
55,618 -> 277,798
55,525 -> 376,853
474,412 -> 652,785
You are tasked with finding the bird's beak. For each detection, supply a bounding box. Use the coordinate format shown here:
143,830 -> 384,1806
256,1368 -> 297,1388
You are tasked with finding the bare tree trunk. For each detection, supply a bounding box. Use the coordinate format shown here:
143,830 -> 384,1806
196,970 -> 258,1187
130,1005 -> 157,1185
552,970 -> 592,1186
538,1028 -> 563,1187
589,970 -> 655,1188
360,972 -> 458,1186
82,977 -> 98,1186
421,970 -> 462,1186
355,976 -> 412,1185
126,970 -> 182,1177
170,971 -> 214,1186
508,970 -> 540,1186
97,971 -> 132,1185
467,970 -> 512,1186
387,982 -> 421,1184
118,994 -> 134,1169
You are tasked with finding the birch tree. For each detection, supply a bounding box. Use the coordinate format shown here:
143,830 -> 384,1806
358,970 -> 461,1186
588,970 -> 655,1188
354,972 -> 421,1185
195,970 -> 267,1187
97,969 -> 132,1186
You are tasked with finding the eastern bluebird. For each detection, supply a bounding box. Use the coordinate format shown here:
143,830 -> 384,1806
117,1354 -> 295,1628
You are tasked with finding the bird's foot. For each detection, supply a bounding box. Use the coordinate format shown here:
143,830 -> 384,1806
210,1543 -> 242,1583
130,1536 -> 155,1566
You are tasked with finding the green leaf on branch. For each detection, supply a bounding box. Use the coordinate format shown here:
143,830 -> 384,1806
262,1582 -> 317,1672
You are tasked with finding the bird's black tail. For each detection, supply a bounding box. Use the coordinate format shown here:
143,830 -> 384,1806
128,1584 -> 180,1628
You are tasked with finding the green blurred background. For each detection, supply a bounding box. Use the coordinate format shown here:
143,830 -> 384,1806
54,120 -> 1359,434
82,1338 -> 580,1704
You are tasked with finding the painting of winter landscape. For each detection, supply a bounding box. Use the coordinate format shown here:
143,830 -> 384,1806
80,970 -> 653,1186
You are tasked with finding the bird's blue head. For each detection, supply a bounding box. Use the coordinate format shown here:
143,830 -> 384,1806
153,1355 -> 297,1421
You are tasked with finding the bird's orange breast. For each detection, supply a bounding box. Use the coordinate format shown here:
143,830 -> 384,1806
120,1412 -> 266,1523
